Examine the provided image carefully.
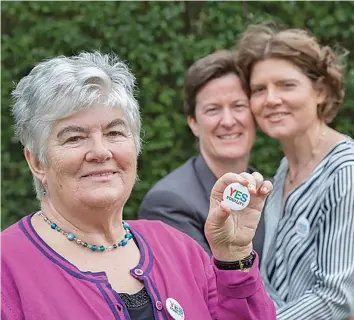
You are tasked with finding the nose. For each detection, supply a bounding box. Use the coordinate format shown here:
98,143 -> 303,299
264,89 -> 282,108
220,108 -> 237,128
85,135 -> 113,163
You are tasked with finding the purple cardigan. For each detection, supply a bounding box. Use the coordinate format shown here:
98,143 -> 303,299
1,215 -> 276,319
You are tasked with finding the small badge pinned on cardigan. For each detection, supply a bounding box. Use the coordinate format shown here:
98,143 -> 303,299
296,216 -> 310,238
223,182 -> 250,210
166,298 -> 185,320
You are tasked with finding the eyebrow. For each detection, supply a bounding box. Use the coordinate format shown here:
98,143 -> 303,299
232,99 -> 249,104
106,118 -> 128,130
56,118 -> 128,138
203,99 -> 248,106
57,125 -> 86,138
251,78 -> 300,87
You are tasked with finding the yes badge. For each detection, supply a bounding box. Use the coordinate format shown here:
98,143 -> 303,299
166,298 -> 185,320
223,182 -> 250,211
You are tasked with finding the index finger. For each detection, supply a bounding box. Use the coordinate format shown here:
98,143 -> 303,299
211,172 -> 249,197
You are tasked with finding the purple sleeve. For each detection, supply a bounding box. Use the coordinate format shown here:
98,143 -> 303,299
1,260 -> 24,320
1,298 -> 23,320
205,253 -> 276,319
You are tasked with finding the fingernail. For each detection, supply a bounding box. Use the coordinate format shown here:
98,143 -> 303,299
249,184 -> 256,191
261,186 -> 268,193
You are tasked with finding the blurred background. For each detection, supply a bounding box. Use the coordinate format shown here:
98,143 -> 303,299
2,1 -> 354,229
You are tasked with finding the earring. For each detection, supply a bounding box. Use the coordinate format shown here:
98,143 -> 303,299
43,190 -> 47,196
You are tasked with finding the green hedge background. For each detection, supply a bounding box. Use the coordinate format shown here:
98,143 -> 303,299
2,1 -> 354,229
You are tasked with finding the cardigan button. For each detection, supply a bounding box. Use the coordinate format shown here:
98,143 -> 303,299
134,268 -> 143,276
155,301 -> 163,311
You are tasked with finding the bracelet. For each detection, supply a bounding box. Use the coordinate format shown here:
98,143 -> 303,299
214,251 -> 256,270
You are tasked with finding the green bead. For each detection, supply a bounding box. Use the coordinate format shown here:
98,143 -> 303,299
83,242 -> 88,247
99,245 -> 105,252
113,244 -> 118,249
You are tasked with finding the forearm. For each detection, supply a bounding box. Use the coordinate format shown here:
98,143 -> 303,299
208,255 -> 276,319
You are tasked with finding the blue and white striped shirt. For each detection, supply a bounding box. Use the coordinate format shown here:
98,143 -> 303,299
261,138 -> 354,320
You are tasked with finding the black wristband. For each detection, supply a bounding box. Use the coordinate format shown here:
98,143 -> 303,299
214,251 -> 256,270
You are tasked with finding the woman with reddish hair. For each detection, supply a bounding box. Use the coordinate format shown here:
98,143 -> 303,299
237,23 -> 354,319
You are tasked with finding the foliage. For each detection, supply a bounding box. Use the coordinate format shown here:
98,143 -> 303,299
2,1 -> 354,229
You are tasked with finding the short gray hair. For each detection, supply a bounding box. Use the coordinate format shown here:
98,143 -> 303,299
11,51 -> 141,199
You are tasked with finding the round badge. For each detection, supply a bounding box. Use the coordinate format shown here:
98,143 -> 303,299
295,216 -> 310,238
223,182 -> 250,211
165,298 -> 185,320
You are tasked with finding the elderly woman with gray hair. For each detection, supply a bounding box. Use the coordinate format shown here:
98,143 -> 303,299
1,52 -> 275,320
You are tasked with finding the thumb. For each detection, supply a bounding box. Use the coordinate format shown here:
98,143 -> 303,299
208,201 -> 232,226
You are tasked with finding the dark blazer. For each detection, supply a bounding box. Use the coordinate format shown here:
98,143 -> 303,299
138,154 -> 265,261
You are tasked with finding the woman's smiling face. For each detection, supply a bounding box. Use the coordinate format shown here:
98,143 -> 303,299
37,106 -> 138,209
250,58 -> 325,140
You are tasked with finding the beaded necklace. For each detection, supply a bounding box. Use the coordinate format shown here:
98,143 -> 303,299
37,211 -> 133,252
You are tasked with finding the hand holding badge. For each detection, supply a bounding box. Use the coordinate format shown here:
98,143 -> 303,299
205,172 -> 273,263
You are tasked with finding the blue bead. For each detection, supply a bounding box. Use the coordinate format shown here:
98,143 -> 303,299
91,245 -> 97,251
125,233 -> 132,239
121,239 -> 128,246
67,233 -> 75,241
50,223 -> 57,229
123,222 -> 130,229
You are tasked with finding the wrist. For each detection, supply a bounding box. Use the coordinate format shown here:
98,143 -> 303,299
211,244 -> 253,262
214,251 -> 256,271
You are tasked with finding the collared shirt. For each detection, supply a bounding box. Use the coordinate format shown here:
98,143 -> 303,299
261,138 -> 354,320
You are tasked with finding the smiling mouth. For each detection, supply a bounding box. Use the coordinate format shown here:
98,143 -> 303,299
266,112 -> 289,120
83,172 -> 117,178
218,134 -> 241,140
